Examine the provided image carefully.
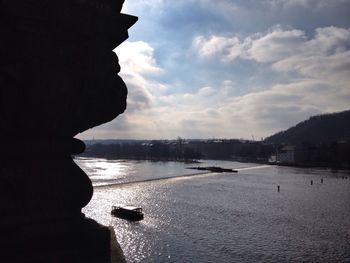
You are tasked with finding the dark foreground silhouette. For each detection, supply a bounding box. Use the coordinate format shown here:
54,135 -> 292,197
0,1 -> 136,262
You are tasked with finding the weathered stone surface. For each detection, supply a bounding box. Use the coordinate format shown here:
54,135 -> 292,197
0,0 -> 136,261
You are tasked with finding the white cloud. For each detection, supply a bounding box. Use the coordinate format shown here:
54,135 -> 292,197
115,41 -> 162,75
156,78 -> 347,139
193,35 -> 247,62
247,27 -> 306,63
309,27 -> 350,53
193,25 -> 350,91
198,86 -> 216,97
79,25 -> 350,140
146,26 -> 350,139
194,26 -> 350,64
113,41 -> 166,114
266,0 -> 348,8
269,27 -> 350,90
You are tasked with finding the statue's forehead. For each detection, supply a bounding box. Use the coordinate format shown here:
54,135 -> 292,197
1,0 -> 125,12
1,0 -> 137,48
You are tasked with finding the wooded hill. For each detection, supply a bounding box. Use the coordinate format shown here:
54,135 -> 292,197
264,110 -> 350,144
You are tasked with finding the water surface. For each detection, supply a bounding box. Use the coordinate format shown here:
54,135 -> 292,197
76,158 -> 350,262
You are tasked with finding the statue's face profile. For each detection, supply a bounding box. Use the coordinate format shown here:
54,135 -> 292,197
70,48 -> 128,135
0,0 -> 137,138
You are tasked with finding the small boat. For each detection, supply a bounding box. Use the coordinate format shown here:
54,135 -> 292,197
111,205 -> 144,221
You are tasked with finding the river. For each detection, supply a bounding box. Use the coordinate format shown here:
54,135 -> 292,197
75,157 -> 350,262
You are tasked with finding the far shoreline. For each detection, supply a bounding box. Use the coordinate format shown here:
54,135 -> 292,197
76,155 -> 350,172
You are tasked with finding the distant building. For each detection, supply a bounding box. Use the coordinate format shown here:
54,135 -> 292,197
275,145 -> 308,164
268,155 -> 277,163
276,145 -> 296,163
267,141 -> 350,168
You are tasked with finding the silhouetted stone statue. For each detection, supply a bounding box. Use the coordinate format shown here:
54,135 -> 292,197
0,0 -> 136,262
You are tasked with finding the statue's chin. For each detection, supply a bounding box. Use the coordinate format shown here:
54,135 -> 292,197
72,72 -> 127,135
109,72 -> 128,116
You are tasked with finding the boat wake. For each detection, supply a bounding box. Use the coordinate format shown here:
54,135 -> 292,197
94,171 -> 212,188
235,165 -> 271,171
94,164 -> 269,188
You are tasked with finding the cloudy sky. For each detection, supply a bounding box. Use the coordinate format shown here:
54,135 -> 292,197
79,0 -> 350,140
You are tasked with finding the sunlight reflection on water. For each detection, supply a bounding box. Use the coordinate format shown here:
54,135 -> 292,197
78,159 -> 350,262
76,158 -> 133,186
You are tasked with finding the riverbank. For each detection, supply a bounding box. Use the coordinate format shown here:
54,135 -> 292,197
78,154 -> 350,172
269,161 -> 350,171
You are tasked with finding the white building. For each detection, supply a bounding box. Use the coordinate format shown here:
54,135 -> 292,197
276,145 -> 296,163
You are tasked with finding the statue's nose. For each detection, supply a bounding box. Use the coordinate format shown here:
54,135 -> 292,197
109,13 -> 138,48
120,13 -> 138,29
